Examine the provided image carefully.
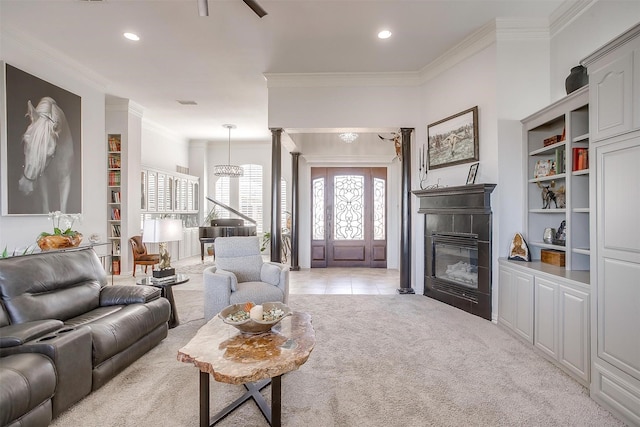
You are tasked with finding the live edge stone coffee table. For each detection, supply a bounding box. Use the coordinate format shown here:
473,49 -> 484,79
177,311 -> 315,427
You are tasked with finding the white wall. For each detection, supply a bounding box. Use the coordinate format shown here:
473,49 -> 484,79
0,32 -> 106,253
550,1 -> 640,101
141,120 -> 190,172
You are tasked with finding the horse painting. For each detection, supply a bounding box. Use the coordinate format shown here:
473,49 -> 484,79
18,97 -> 74,213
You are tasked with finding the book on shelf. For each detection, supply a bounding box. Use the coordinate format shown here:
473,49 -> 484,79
108,154 -> 121,168
108,170 -> 121,186
543,134 -> 564,147
111,208 -> 121,220
111,190 -> 121,203
111,224 -> 121,237
108,135 -> 121,152
554,147 -> 565,174
111,259 -> 121,275
572,147 -> 589,171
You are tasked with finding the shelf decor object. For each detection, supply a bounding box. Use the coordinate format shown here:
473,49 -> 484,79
427,106 -> 479,169
466,163 -> 479,185
142,218 -> 183,278
214,124 -> 243,178
508,233 -> 530,262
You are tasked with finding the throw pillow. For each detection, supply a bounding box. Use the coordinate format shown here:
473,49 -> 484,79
216,254 -> 262,283
261,262 -> 282,287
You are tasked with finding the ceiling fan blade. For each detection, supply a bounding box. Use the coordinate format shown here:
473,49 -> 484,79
243,0 -> 267,18
197,0 -> 208,16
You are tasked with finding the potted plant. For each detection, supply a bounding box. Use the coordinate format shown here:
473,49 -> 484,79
37,211 -> 83,250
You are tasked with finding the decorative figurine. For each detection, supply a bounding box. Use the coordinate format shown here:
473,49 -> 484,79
554,220 -> 567,246
537,180 -> 559,209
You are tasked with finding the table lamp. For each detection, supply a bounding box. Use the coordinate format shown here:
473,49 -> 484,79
142,219 -> 183,278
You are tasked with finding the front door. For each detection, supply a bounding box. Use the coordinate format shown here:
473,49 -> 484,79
311,167 -> 387,268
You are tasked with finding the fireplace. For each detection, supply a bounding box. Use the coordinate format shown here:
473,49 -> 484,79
414,184 -> 496,320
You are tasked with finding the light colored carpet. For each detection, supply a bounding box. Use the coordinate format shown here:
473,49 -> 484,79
177,261 -> 215,275
50,291 -> 623,427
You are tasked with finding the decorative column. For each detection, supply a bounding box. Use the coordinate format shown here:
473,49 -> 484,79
270,128 -> 283,263
398,127 -> 415,294
290,152 -> 300,271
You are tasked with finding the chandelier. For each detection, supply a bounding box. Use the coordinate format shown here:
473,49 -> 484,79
214,124 -> 244,178
339,132 -> 358,143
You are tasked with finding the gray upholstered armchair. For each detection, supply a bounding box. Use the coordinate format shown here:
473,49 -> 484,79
203,236 -> 289,321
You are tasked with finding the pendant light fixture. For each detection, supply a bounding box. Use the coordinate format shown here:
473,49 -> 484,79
214,124 -> 244,178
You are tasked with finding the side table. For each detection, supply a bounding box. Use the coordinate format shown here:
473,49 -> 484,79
178,311 -> 315,426
136,273 -> 189,328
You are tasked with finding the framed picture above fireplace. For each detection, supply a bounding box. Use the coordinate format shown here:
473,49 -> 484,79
427,106 -> 479,169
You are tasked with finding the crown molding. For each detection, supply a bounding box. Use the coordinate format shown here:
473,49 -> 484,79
128,100 -> 145,119
142,117 -> 188,142
105,97 -> 144,118
581,21 -> 640,66
495,18 -> 549,41
549,0 -> 596,38
267,17 -> 557,90
417,20 -> 497,84
1,27 -> 110,91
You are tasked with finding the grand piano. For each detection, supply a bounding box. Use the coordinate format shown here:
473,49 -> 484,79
199,197 -> 257,261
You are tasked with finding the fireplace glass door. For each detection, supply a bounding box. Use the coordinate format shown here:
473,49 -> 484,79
433,233 -> 478,289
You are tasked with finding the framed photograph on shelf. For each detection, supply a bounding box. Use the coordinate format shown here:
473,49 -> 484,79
427,106 -> 479,169
466,163 -> 479,185
534,159 -> 553,178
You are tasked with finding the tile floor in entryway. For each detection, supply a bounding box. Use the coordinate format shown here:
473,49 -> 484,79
288,267 -> 400,295
121,255 -> 402,295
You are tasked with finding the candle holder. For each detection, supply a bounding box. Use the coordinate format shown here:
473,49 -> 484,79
419,143 -> 429,189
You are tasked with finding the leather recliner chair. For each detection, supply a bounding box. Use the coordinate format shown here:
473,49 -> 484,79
0,353 -> 56,427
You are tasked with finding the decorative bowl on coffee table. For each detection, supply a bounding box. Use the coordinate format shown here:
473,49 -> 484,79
219,302 -> 292,334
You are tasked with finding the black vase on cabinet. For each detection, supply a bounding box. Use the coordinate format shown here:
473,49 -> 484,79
565,65 -> 588,94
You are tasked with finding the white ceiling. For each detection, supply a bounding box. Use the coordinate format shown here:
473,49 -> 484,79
1,0 -> 564,142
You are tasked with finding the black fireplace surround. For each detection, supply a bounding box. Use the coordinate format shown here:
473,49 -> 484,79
414,184 -> 496,320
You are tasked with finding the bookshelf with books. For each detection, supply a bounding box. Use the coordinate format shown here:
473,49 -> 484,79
521,86 -> 590,273
107,134 -> 122,275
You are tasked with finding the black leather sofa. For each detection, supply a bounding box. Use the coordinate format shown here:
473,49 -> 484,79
0,248 -> 171,426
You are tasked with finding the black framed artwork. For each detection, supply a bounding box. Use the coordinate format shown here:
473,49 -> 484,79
427,106 -> 479,169
2,63 -> 82,215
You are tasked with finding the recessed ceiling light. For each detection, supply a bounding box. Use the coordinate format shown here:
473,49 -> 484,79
378,30 -> 392,39
123,32 -> 140,41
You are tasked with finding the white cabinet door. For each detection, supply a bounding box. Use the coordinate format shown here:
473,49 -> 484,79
589,51 -> 633,141
558,284 -> 590,383
498,264 -> 534,343
514,272 -> 534,343
595,135 -> 640,381
535,277 -> 558,359
498,267 -> 515,329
